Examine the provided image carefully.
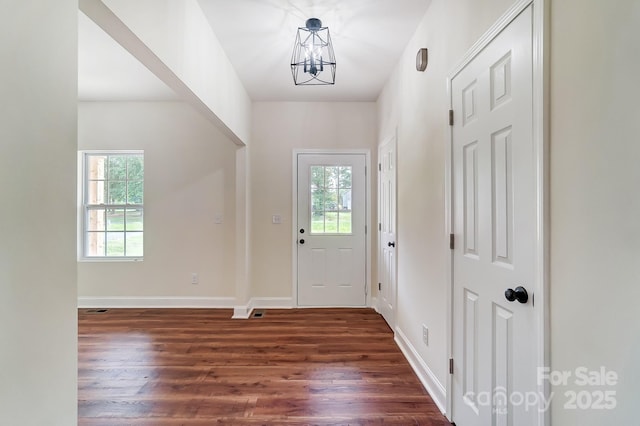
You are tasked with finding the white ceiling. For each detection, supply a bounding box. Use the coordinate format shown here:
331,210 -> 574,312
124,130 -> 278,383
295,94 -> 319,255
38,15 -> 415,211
78,0 -> 432,102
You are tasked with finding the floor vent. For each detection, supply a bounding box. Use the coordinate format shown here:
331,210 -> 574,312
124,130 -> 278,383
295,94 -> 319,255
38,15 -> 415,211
252,310 -> 265,318
85,309 -> 109,314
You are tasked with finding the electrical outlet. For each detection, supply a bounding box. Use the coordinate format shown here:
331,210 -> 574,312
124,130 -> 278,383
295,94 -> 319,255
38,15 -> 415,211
422,325 -> 429,346
191,273 -> 199,285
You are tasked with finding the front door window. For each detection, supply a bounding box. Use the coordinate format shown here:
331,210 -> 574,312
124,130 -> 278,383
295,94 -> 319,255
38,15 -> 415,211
310,165 -> 352,234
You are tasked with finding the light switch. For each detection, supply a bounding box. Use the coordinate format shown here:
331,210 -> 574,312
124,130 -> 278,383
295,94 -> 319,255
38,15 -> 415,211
214,214 -> 223,224
272,215 -> 282,224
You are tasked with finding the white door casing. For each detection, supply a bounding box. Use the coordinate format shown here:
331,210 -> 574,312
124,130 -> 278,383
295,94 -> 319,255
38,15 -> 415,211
450,4 -> 544,426
296,153 -> 367,307
378,136 -> 397,328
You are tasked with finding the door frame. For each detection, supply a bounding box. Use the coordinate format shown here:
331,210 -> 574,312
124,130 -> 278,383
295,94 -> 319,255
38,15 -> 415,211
292,149 -> 372,308
444,0 -> 549,424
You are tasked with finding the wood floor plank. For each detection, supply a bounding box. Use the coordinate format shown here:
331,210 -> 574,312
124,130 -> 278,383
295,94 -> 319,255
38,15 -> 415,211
78,308 -> 451,425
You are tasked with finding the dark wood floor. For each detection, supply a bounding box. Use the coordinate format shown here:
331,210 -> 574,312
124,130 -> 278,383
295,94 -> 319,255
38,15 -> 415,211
78,308 -> 451,425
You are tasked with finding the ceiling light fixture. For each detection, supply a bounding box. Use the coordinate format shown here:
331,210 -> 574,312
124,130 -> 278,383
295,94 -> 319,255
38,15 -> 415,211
291,18 -> 336,86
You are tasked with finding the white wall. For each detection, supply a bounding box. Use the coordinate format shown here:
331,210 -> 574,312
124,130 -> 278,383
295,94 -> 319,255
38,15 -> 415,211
0,1 -> 78,424
550,0 -> 640,423
250,102 -> 377,300
78,102 -> 237,304
100,0 -> 252,145
380,0 -> 640,423
377,0 -> 516,399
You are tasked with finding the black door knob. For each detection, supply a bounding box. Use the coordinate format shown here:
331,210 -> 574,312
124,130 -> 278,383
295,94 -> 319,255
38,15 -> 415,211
300,228 -> 305,234
505,286 -> 528,304
299,239 -> 305,244
388,242 -> 396,247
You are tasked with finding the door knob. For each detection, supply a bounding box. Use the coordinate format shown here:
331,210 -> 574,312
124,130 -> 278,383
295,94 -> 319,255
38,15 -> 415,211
388,242 -> 396,247
505,286 -> 528,304
299,239 -> 305,244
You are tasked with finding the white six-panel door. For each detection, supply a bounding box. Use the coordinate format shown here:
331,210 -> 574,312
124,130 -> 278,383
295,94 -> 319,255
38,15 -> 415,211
297,153 -> 367,307
378,137 -> 397,328
451,5 -> 538,426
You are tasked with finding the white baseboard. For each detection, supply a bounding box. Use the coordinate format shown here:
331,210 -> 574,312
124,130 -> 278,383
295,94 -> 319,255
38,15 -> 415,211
232,304 -> 253,319
395,326 -> 447,415
232,297 -> 294,319
371,297 -> 379,312
252,297 -> 294,309
78,296 -> 295,317
78,296 -> 236,309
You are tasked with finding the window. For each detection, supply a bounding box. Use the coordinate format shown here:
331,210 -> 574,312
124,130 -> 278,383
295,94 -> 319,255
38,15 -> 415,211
310,165 -> 352,234
81,152 -> 144,259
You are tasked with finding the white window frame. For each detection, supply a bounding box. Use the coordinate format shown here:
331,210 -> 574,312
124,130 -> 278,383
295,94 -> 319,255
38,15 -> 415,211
78,150 -> 144,261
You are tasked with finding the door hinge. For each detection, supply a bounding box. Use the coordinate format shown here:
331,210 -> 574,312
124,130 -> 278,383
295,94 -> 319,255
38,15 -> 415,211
378,282 -> 382,291
449,233 -> 455,250
378,223 -> 382,231
449,109 -> 454,126
449,358 -> 454,374
378,163 -> 382,171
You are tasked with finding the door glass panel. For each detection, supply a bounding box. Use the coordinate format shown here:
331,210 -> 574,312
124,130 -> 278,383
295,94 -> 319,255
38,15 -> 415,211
325,189 -> 338,211
325,212 -> 338,232
339,189 -> 351,210
310,165 -> 353,234
338,212 -> 352,233
339,166 -> 352,188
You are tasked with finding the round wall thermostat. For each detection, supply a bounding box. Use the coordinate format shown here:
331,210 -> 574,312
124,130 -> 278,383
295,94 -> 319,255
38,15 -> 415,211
416,48 -> 428,72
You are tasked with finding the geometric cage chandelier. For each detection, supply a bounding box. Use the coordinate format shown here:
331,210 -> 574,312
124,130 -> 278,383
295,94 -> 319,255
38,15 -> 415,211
290,18 -> 336,85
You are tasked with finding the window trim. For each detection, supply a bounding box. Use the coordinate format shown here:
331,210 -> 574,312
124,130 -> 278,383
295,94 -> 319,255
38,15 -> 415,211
78,150 -> 144,262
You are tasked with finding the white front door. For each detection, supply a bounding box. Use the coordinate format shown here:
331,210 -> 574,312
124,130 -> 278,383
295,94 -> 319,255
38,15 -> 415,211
297,153 -> 367,307
451,5 -> 539,425
378,137 -> 397,328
